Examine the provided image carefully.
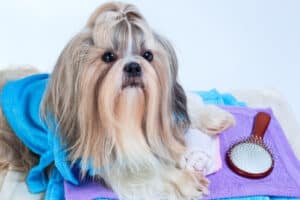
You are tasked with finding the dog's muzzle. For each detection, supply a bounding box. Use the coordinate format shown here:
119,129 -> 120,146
122,62 -> 144,89
123,62 -> 142,77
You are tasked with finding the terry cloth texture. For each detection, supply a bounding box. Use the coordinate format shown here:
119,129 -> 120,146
204,106 -> 300,199
0,74 -> 78,200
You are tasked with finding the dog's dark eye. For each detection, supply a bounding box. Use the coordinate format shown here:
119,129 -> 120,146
102,52 -> 117,63
142,51 -> 153,62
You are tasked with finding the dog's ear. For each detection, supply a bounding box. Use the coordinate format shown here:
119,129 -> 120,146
41,32 -> 93,143
154,33 -> 190,130
173,82 -> 190,130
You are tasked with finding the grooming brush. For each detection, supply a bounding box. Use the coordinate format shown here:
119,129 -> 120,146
226,112 -> 274,179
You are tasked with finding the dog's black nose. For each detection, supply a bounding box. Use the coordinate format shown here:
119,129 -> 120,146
123,62 -> 142,77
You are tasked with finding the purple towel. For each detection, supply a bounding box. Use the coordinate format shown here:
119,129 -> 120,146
204,106 -> 300,199
64,180 -> 117,200
64,106 -> 300,200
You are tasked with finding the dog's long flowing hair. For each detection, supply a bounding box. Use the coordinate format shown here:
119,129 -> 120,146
41,2 -> 202,199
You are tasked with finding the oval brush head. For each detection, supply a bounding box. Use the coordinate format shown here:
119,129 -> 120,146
226,112 -> 274,179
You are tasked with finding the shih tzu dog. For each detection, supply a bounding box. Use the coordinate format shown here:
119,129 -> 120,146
0,2 -> 235,200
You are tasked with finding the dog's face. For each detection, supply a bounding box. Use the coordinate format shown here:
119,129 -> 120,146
41,2 -> 196,198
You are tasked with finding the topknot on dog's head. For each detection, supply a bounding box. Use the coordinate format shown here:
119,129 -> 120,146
86,2 -> 144,28
83,2 -> 152,54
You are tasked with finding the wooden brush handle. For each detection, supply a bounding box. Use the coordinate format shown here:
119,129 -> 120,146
252,112 -> 271,139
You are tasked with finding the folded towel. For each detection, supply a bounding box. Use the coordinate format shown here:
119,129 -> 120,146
204,106 -> 300,199
184,128 -> 222,175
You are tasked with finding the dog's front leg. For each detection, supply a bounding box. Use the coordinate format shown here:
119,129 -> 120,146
187,92 -> 235,135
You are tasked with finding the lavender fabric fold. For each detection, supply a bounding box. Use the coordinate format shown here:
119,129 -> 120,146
204,106 -> 300,199
65,106 -> 300,200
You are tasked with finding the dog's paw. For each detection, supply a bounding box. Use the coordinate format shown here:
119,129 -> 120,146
195,105 -> 235,135
173,169 -> 209,200
181,150 -> 212,175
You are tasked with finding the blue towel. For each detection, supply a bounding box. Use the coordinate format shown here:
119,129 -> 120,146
0,74 -> 78,200
193,89 -> 246,106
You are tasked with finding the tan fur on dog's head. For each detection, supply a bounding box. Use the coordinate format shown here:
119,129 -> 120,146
41,2 -> 204,199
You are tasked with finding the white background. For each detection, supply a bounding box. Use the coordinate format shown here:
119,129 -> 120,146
0,0 -> 299,122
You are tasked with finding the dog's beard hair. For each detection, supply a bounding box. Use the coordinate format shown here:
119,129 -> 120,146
41,2 -> 202,200
74,57 -> 193,199
94,65 -> 197,200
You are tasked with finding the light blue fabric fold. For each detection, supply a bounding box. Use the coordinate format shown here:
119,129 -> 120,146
193,89 -> 246,106
0,74 -> 78,200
